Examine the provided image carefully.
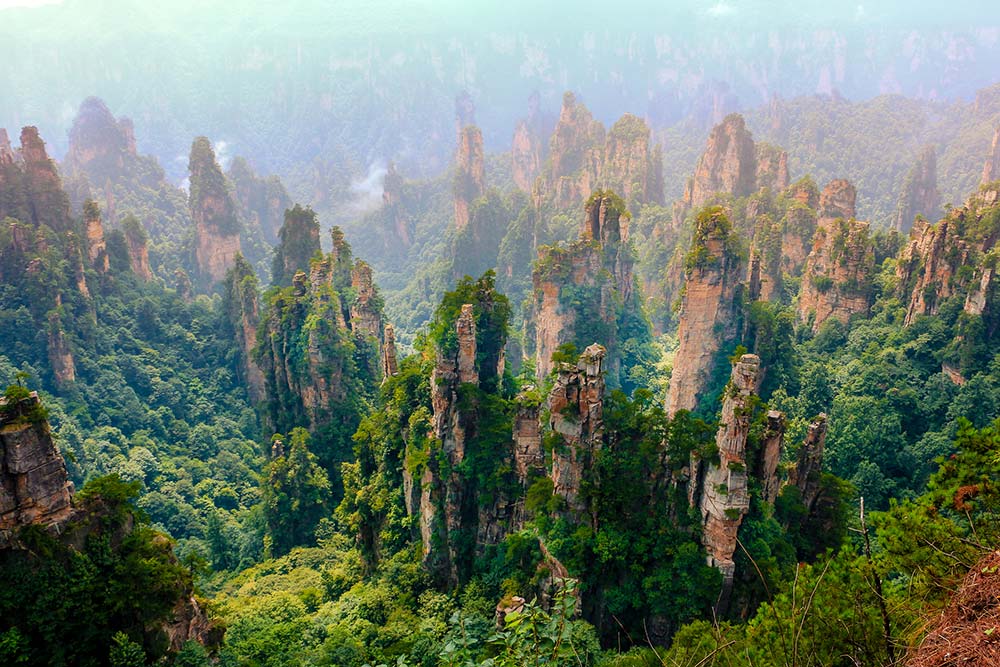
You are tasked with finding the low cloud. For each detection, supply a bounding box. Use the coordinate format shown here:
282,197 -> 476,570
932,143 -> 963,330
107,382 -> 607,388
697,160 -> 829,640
348,162 -> 388,214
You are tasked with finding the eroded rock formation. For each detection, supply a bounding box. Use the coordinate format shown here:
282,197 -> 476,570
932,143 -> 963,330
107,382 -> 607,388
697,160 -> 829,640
454,126 -> 485,231
47,311 -> 76,388
0,391 -> 74,545
548,344 -> 605,515
382,324 -> 398,379
798,180 -> 874,331
228,156 -> 292,244
122,215 -> 152,280
350,261 -> 382,339
696,354 -> 760,603
983,126 -> 1000,185
788,414 -> 828,512
896,146 -> 941,233
223,255 -> 266,403
683,114 -> 757,211
82,200 -> 108,272
666,207 -> 744,416
0,127 -> 72,233
758,410 -> 786,504
896,185 -> 1000,326
188,137 -> 242,285
272,204 -> 321,286
532,193 -> 637,383
537,94 -> 663,210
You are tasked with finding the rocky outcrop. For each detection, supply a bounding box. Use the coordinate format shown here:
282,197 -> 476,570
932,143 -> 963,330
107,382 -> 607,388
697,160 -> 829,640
983,126 -> 1000,185
382,324 -> 398,379
0,391 -> 74,545
47,311 -> 76,388
683,114 -> 757,211
695,354 -> 759,603
758,410 -> 786,505
513,120 -> 544,193
228,157 -> 291,244
122,215 -> 152,280
537,94 -> 663,211
188,137 -> 242,285
755,143 -> 790,193
272,204 -> 320,286
223,255 -> 266,403
666,207 -> 744,417
896,185 -> 1000,326
513,389 -> 544,484
381,162 -> 412,248
895,146 -> 941,233
7,127 -> 73,233
798,180 -> 873,331
779,178 -> 820,276
548,344 -> 605,516
0,128 -> 13,165
531,193 -> 637,383
64,98 -> 138,185
748,213 -> 782,302
82,200 -> 108,272
350,261 -> 382,339
454,126 -> 485,231
788,414 -> 828,512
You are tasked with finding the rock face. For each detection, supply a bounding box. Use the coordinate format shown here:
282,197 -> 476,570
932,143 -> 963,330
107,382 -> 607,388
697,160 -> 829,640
683,114 -> 757,211
983,126 -> 1000,185
512,390 -> 544,484
896,185 -> 1000,326
780,177 -> 820,276
797,180 -> 874,331
256,230 -> 386,437
350,261 -> 382,339
666,207 -> 744,417
122,215 -> 152,280
272,204 -> 321,286
64,98 -> 137,184
228,157 -> 292,244
788,414 -> 828,512
381,162 -> 413,248
188,137 -> 242,285
531,193 -> 637,383
0,127 -> 73,233
0,392 -> 74,545
548,344 -> 605,515
695,354 -> 759,603
454,126 -> 485,231
223,255 -> 266,403
513,120 -> 544,193
381,324 -> 398,379
538,93 -> 663,210
755,143 -> 790,193
82,200 -> 108,272
895,146 -> 941,232
421,304 -> 480,584
47,312 -> 76,387
758,411 -> 786,504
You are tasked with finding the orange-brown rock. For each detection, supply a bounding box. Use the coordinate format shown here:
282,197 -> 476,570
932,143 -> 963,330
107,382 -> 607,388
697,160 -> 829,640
82,200 -> 109,272
697,354 -> 759,601
748,214 -> 782,302
787,414 -> 828,512
513,389 -> 544,484
0,392 -> 74,544
683,114 -> 757,210
188,137 -> 242,285
350,261 -> 382,339
896,186 -> 1000,325
780,178 -> 820,276
228,156 -> 291,244
381,162 -> 412,248
666,207 -> 744,417
223,255 -> 266,403
895,146 -> 941,233
758,410 -> 785,504
537,94 -> 663,211
454,126 -> 485,231
755,143 -> 790,193
797,180 -> 873,330
983,126 -> 1000,185
122,215 -> 152,280
531,193 -> 634,382
15,127 -> 73,233
0,128 -> 14,166
513,119 -> 543,193
382,323 -> 398,379
548,344 -> 605,515
46,311 -> 76,388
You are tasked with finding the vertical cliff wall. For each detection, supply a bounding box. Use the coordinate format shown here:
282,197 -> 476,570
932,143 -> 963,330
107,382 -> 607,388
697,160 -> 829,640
666,206 -> 744,417
0,391 -> 74,546
694,354 -> 759,605
797,179 -> 874,331
188,137 -> 242,285
454,126 -> 485,231
548,344 -> 605,517
895,146 -> 941,233
983,126 -> 1000,185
